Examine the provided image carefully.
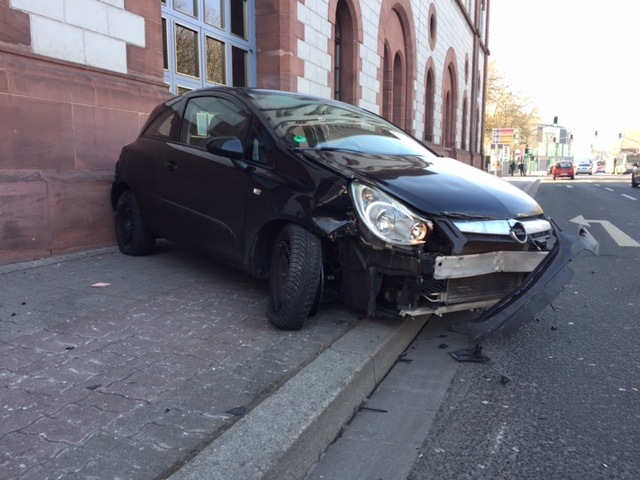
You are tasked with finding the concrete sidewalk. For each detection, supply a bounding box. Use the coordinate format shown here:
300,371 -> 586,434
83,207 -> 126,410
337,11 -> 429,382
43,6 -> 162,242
0,243 -> 427,479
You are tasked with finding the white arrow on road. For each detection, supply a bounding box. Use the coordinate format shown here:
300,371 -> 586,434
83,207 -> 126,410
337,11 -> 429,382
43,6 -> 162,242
570,215 -> 640,247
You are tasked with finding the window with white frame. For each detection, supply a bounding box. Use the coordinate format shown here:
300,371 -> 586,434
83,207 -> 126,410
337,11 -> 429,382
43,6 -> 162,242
161,0 -> 255,94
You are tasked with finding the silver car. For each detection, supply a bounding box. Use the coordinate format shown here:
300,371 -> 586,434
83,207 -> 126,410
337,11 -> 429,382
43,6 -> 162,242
575,162 -> 593,175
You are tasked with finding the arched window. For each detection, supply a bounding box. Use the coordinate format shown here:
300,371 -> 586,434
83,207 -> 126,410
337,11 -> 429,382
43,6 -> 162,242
442,58 -> 458,148
382,43 -> 392,119
334,15 -> 342,100
461,97 -> 468,150
392,52 -> 405,128
333,0 -> 358,105
378,4 -> 414,132
424,65 -> 435,142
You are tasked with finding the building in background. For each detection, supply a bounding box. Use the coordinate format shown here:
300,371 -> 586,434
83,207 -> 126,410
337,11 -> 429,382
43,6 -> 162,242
0,0 -> 490,265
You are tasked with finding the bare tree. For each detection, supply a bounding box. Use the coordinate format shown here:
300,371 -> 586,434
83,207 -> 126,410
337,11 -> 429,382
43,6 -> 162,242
484,62 -> 539,151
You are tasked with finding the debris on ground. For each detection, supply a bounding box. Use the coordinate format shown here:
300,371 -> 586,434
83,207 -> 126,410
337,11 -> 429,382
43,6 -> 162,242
449,344 -> 490,363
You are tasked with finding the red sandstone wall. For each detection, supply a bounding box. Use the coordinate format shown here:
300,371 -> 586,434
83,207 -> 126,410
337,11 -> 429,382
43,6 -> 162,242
0,1 -> 170,265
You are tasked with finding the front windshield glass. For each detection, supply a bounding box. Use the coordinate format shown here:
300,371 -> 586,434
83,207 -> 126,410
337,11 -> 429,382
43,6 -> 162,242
247,91 -> 436,157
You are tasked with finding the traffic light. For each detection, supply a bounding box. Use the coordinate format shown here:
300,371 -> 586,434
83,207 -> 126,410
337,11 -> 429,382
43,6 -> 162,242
619,133 -> 622,139
553,136 -> 557,143
552,116 -> 558,126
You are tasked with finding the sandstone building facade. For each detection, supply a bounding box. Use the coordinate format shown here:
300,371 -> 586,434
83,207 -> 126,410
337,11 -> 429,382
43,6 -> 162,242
0,0 -> 491,264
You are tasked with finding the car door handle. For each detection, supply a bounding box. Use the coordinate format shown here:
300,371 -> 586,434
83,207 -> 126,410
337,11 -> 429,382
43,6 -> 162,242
165,161 -> 177,172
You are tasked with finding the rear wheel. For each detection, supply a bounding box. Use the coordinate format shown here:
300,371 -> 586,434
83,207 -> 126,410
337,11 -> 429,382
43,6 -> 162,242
633,176 -> 639,188
115,191 -> 155,256
267,224 -> 322,330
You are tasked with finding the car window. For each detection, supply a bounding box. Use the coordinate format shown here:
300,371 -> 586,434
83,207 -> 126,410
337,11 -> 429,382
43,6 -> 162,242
249,136 -> 269,165
143,106 -> 180,140
247,91 -> 436,158
179,96 -> 251,149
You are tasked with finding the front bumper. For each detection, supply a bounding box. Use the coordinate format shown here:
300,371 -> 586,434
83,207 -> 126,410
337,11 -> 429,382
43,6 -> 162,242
350,222 -> 598,341
459,225 -> 598,340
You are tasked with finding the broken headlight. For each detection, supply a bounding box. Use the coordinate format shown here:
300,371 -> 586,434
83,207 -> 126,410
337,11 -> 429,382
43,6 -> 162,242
350,182 -> 431,246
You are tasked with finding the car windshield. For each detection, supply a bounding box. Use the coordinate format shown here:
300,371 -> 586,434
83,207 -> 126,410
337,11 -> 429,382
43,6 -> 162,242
558,162 -> 572,168
247,91 -> 435,157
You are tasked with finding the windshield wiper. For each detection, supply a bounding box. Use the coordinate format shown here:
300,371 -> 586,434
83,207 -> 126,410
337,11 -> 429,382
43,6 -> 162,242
292,146 -> 363,154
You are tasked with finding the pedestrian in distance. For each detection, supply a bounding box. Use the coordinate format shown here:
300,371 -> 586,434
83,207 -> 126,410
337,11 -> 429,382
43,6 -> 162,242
509,160 -> 516,176
518,160 -> 525,176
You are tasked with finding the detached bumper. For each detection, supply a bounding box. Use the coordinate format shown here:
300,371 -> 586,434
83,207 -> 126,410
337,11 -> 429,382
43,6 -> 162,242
460,225 -> 599,340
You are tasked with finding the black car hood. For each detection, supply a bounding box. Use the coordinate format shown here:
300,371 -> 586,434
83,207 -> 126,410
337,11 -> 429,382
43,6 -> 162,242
302,150 -> 543,219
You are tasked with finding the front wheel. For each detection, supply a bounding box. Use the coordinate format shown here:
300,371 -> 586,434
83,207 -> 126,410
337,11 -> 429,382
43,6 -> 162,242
267,224 -> 322,330
115,191 -> 155,256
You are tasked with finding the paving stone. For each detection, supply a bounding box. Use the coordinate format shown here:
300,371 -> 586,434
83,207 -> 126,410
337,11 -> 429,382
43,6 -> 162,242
0,246 -> 359,479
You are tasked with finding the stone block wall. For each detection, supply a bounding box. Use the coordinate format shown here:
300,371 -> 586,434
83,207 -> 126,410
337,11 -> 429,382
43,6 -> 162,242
0,0 -> 170,265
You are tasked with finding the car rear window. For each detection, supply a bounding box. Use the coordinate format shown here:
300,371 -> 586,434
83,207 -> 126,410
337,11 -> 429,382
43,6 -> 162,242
143,105 -> 181,140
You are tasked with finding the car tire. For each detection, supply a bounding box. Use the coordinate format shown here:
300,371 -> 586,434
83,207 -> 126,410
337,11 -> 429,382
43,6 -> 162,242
571,176 -> 575,180
267,224 -> 322,330
633,177 -> 639,188
115,191 -> 155,256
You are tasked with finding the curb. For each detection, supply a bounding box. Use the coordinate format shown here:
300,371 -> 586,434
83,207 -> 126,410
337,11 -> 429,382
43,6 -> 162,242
168,315 -> 429,480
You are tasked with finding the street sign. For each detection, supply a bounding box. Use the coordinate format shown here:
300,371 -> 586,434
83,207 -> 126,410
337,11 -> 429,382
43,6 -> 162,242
492,128 -> 516,145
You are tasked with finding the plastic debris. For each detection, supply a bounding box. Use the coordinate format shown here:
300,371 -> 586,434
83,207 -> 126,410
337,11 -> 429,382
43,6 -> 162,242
359,406 -> 388,413
397,352 -> 413,363
449,344 -> 490,363
226,406 -> 246,416
500,375 -> 511,385
91,282 -> 111,288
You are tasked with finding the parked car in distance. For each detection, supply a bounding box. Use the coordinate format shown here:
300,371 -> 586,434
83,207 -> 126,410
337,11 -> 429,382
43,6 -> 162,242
632,163 -> 640,188
111,87 -> 597,340
575,162 -> 593,175
552,161 -> 575,180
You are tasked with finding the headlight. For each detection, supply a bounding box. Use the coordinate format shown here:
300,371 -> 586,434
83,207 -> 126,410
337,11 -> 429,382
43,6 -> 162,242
350,182 -> 431,246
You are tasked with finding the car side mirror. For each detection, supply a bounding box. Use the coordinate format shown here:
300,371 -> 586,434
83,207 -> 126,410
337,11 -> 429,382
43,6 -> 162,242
206,136 -> 244,160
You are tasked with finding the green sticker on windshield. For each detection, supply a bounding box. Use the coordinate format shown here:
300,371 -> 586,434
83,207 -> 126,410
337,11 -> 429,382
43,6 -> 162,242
293,135 -> 307,144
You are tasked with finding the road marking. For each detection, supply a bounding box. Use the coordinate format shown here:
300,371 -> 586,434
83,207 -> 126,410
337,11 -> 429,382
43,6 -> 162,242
570,215 -> 640,247
605,187 -> 614,191
621,194 -> 637,201
566,185 -> 574,189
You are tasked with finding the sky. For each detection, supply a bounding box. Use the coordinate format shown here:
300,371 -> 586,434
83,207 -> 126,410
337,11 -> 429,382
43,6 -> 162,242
488,0 -> 640,159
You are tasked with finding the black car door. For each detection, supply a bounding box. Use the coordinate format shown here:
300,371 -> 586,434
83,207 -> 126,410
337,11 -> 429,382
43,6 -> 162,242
158,94 -> 252,264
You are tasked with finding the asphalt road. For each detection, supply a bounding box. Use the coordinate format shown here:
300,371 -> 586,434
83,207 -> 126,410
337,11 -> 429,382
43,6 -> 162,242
407,176 -> 640,480
305,176 -> 640,480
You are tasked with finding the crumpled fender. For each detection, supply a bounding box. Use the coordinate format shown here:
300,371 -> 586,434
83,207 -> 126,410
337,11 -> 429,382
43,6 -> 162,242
461,224 -> 599,341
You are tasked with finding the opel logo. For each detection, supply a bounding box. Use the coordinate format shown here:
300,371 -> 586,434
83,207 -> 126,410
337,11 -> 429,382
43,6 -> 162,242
509,222 -> 528,244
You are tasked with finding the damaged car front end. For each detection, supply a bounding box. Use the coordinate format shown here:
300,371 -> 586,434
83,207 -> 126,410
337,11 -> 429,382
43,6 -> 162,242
300,146 -> 599,341
329,181 -> 598,340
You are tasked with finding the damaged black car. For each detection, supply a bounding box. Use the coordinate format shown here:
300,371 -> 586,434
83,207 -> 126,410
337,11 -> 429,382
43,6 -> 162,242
111,88 -> 598,339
